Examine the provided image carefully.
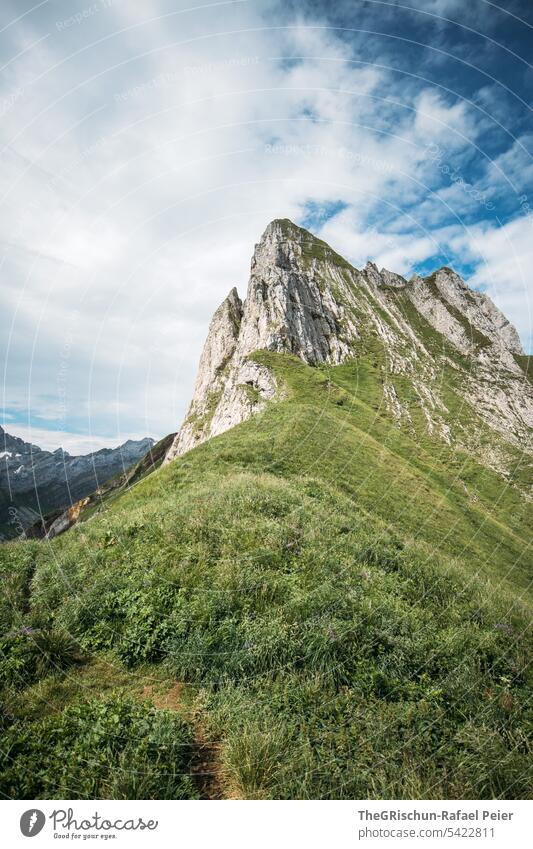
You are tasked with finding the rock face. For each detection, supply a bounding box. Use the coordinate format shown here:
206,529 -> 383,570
238,220 -> 357,364
165,219 -> 532,470
45,497 -> 91,540
404,267 -> 523,358
0,429 -> 154,540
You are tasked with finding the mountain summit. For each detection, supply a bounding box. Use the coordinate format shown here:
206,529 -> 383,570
166,218 -> 531,469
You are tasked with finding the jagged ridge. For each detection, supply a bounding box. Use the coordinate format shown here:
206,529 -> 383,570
166,219 -> 531,469
0,427 -> 155,540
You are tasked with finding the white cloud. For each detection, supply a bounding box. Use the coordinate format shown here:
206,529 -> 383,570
413,89 -> 474,145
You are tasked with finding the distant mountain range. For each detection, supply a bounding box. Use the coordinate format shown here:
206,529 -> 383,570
0,427 -> 154,540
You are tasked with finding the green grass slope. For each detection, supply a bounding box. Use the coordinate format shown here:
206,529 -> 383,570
0,349 -> 531,800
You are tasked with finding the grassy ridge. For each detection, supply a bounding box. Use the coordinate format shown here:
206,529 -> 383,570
0,348 -> 531,799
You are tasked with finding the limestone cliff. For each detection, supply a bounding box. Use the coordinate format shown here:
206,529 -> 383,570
165,219 -> 532,471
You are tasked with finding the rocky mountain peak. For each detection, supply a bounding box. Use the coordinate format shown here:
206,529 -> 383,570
165,220 -> 356,462
254,217 -> 305,247
239,219 -> 355,367
165,219 -> 531,465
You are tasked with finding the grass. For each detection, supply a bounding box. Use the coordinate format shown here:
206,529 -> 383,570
276,218 -> 353,271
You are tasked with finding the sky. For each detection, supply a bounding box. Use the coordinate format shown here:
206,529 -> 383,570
1,0 -> 532,453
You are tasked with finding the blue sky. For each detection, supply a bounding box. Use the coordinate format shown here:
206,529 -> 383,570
1,0 -> 532,452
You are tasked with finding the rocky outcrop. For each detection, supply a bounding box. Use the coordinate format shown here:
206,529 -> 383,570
403,267 -> 523,358
165,218 -> 532,466
236,219 -> 358,365
45,497 -> 91,540
167,287 -> 248,458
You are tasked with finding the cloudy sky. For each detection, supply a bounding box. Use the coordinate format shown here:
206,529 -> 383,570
1,0 -> 532,453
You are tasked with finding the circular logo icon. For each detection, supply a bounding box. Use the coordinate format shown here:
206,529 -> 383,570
20,809 -> 46,837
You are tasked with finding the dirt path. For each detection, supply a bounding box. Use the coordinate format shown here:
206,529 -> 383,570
142,682 -> 227,800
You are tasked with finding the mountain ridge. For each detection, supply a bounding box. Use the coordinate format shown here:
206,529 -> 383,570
165,218 -> 531,474
0,426 -> 155,540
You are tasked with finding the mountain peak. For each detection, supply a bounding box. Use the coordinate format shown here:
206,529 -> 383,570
165,221 -> 531,464
260,218 -> 306,239
409,266 -> 524,355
